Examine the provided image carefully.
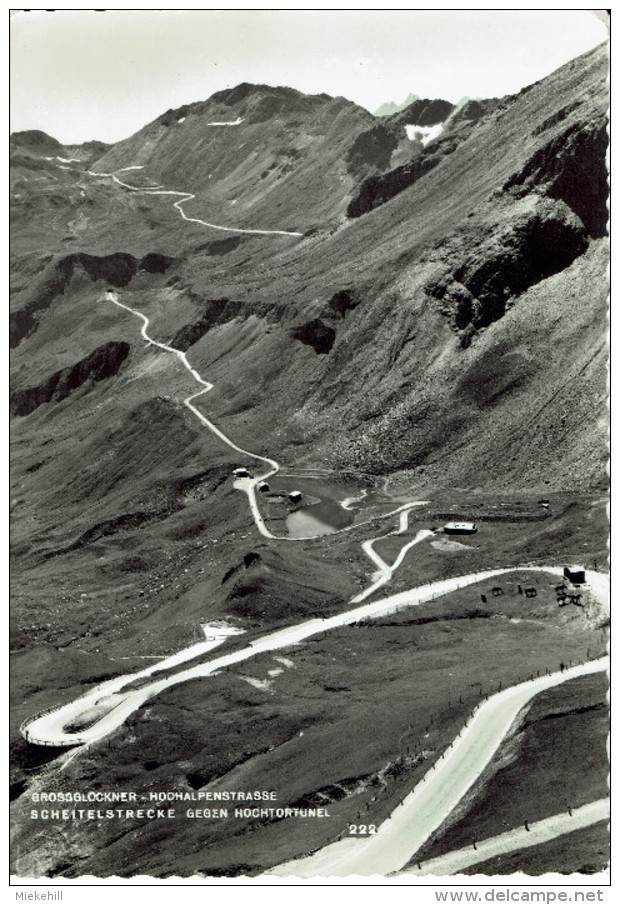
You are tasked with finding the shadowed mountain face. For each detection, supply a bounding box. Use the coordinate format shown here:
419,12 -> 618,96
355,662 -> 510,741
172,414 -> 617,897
390,97 -> 455,126
10,340 -> 131,416
9,44 -> 608,879
10,252 -> 174,348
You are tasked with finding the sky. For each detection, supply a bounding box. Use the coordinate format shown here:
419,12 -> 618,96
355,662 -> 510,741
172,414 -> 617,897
10,9 -> 609,145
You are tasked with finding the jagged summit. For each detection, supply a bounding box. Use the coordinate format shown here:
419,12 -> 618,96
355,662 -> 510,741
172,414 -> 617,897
374,92 -> 419,117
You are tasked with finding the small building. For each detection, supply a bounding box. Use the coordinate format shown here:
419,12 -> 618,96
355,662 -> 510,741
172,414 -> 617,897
538,499 -> 550,509
257,480 -> 270,493
444,522 -> 477,535
563,565 -> 586,586
288,491 -> 303,503
233,467 -> 251,478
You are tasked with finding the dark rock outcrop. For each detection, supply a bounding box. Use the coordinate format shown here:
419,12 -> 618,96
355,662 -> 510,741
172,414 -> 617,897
346,124 -> 400,178
10,267 -> 68,349
54,250 -> 174,285
10,340 -> 130,416
348,152 -> 440,218
531,101 -> 583,137
139,252 -> 174,274
291,319 -> 335,355
59,252 -> 137,287
427,199 -> 588,346
327,289 -> 360,319
222,551 -> 263,584
504,120 -> 608,238
171,298 -> 245,351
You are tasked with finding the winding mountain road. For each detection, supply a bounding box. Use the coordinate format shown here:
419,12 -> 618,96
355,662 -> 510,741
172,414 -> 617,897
104,291 -> 427,549
87,168 -> 303,237
352,523 -> 434,603
105,291 -> 279,539
21,567 -> 505,746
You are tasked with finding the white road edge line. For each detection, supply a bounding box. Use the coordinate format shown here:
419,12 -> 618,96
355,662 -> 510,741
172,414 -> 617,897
406,797 -> 610,876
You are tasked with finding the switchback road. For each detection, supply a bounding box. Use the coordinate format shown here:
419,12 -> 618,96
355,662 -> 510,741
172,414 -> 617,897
21,565 -> 592,747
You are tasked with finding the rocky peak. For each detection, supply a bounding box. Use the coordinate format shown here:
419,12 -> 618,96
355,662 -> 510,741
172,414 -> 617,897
391,97 -> 455,127
374,93 -> 419,117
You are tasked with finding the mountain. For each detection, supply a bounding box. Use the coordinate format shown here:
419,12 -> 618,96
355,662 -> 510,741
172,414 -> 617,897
10,130 -> 110,169
347,95 -> 505,216
90,83 -> 413,231
374,92 -> 419,116
10,129 -> 65,157
10,43 -> 609,879
390,96 -> 456,126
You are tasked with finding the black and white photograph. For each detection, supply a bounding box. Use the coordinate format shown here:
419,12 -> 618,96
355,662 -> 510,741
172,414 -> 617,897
9,8 -> 610,884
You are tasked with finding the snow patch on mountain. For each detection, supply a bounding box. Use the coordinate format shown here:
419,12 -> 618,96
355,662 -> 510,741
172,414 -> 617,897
405,123 -> 444,146
206,116 -> 244,126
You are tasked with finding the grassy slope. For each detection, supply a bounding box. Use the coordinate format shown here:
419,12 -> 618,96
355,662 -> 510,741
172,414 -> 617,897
109,46 -> 608,489
462,822 -> 609,876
